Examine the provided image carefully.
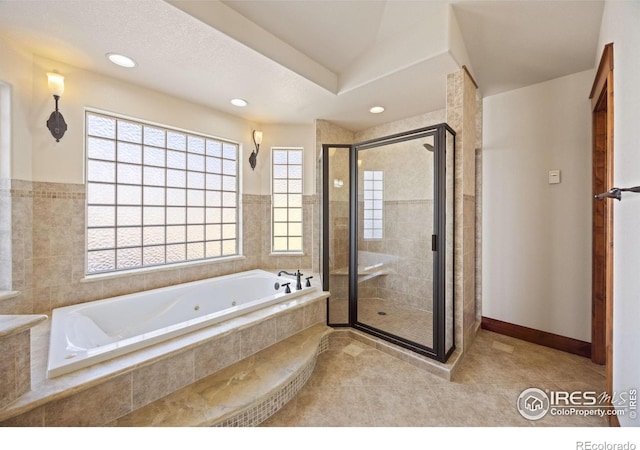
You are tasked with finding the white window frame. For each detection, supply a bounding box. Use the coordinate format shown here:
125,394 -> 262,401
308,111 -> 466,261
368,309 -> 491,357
271,147 -> 304,254
0,81 -> 13,292
363,170 -> 383,240
84,109 -> 241,275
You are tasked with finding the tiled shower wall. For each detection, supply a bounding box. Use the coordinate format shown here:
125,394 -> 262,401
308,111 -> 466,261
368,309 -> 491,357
326,200 -> 435,313
319,71 -> 482,352
353,110 -> 445,313
358,200 -> 434,311
0,179 -> 318,316
316,119 -> 356,311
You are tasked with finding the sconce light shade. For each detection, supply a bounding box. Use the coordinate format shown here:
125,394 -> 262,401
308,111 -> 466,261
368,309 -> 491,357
46,73 -> 67,142
249,129 -> 263,171
253,130 -> 263,146
47,73 -> 65,96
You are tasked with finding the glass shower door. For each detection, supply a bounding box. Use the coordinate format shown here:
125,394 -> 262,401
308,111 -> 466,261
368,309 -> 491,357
322,124 -> 455,362
354,133 -> 437,350
321,145 -> 351,325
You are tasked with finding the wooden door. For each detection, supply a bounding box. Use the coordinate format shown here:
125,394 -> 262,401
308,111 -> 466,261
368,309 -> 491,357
589,43 -> 614,409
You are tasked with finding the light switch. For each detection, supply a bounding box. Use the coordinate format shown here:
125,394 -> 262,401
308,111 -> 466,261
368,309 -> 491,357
549,170 -> 561,184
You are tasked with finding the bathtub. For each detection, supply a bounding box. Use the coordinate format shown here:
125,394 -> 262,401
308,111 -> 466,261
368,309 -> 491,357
47,269 -> 317,378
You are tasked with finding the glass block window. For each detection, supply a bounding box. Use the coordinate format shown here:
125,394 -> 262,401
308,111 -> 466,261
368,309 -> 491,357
85,111 -> 239,275
363,170 -> 383,239
272,148 -> 303,253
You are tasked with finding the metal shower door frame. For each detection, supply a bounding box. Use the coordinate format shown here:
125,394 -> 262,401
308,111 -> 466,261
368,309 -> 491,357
321,123 -> 455,363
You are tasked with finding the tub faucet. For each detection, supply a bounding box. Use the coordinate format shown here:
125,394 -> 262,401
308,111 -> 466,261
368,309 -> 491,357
277,269 -> 303,290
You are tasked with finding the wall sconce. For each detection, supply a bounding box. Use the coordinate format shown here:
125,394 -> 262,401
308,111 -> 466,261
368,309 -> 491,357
46,73 -> 67,142
249,129 -> 263,170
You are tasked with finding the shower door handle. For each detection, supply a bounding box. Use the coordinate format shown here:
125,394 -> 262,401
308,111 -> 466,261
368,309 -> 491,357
432,234 -> 437,252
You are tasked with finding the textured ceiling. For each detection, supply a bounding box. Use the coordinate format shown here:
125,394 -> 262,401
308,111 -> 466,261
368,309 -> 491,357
0,0 -> 604,131
452,1 -> 604,96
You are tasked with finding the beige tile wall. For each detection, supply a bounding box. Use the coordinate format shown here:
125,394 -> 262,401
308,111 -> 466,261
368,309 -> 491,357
0,329 -> 31,409
447,69 -> 480,351
0,182 -> 318,316
0,179 -> 11,291
316,101 -> 483,347
316,120 -> 356,321
358,200 -> 434,311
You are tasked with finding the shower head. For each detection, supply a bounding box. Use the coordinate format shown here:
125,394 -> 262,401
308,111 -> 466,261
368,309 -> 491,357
423,143 -> 435,152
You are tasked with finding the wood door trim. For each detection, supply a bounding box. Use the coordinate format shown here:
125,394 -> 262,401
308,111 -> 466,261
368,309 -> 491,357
589,43 -> 614,423
590,44 -> 614,109
481,317 -> 591,357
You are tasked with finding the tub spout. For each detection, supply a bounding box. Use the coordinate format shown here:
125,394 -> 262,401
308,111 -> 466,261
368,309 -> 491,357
277,269 -> 303,290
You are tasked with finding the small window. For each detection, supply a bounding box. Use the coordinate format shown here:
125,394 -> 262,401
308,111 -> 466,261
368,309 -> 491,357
363,170 -> 383,239
272,148 -> 303,253
85,111 -> 240,275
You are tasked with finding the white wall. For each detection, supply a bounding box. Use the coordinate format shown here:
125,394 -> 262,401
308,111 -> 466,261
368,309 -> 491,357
0,38 -> 33,180
259,123 -> 316,195
483,69 -> 594,342
3,48 -> 315,196
31,55 -> 262,193
597,0 -> 640,427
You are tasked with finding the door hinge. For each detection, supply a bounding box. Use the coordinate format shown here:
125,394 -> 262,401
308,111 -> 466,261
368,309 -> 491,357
432,234 -> 437,252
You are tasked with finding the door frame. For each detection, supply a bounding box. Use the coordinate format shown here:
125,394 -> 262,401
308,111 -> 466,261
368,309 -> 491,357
589,42 -> 614,412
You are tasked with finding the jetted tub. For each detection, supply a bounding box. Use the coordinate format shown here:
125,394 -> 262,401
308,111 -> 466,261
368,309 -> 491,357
47,269 -> 317,378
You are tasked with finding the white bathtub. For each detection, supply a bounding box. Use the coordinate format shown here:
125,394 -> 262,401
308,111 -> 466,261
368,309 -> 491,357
47,269 -> 317,378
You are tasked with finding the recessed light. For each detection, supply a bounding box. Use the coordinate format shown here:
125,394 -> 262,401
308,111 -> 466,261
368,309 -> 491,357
106,53 -> 137,68
230,98 -> 248,107
369,106 -> 385,114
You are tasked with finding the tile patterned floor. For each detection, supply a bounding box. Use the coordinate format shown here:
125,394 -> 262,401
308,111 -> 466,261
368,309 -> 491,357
328,297 -> 433,348
262,329 -> 608,427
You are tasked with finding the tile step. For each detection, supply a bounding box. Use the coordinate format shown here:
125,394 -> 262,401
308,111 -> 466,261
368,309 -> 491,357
111,324 -> 333,427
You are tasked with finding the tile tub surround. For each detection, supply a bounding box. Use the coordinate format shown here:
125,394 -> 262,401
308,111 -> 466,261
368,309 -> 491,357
0,180 -> 319,317
112,324 -> 332,426
0,182 -> 11,292
0,286 -> 328,426
0,315 -> 47,409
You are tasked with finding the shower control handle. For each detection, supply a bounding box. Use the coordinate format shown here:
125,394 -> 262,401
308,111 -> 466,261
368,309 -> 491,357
305,276 -> 313,288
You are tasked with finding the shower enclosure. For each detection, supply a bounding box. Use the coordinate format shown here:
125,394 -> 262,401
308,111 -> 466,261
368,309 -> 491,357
321,124 -> 455,362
